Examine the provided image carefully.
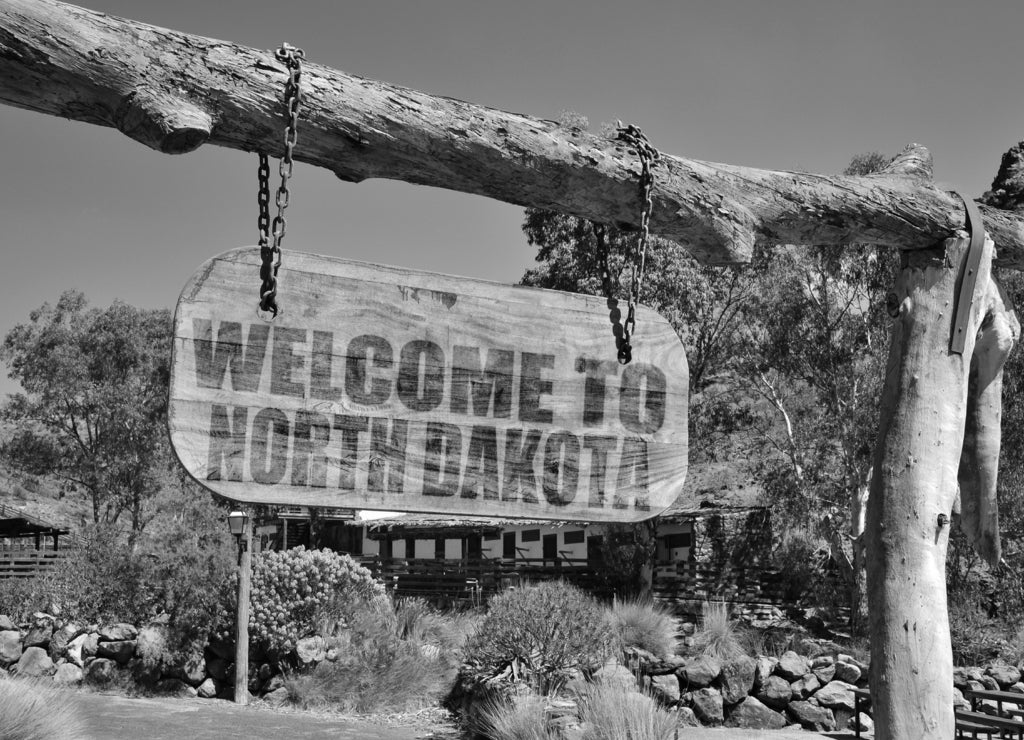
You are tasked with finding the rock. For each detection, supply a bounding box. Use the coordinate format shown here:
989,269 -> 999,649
814,680 -> 857,711
99,623 -> 138,642
15,646 -> 55,677
295,635 -> 327,665
53,663 -> 83,685
96,639 -> 136,665
953,687 -> 970,710
965,667 -> 985,682
197,678 -> 218,698
790,673 -> 820,700
155,678 -> 197,697
811,655 -> 835,669
263,674 -> 285,693
23,619 -> 53,648
1011,682 -> 1024,695
49,622 -> 79,661
645,674 -> 680,705
756,675 -> 793,709
718,656 -> 756,705
980,675 -> 1000,691
623,646 -> 660,672
643,654 -> 687,676
206,656 -> 227,680
851,712 -> 874,734
776,651 -> 811,680
834,660 -> 862,684
81,632 -> 99,659
988,663 -> 1022,688
678,655 -> 721,688
754,656 -> 778,691
66,633 -> 89,667
0,615 -> 15,631
675,706 -> 700,727
812,663 -> 836,684
837,653 -> 870,675
258,663 -> 273,681
725,696 -> 787,729
85,657 -> 117,685
787,700 -> 836,731
0,630 -> 23,664
689,687 -> 724,726
594,663 -> 637,691
967,679 -> 985,694
953,667 -> 971,690
264,686 -> 290,706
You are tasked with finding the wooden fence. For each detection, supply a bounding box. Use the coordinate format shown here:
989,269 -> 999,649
356,556 -> 610,604
0,550 -> 65,579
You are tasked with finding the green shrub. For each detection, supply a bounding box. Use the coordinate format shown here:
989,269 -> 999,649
472,692 -> 555,740
610,598 -> 677,659
246,547 -> 386,657
464,582 -> 614,694
575,680 -> 676,740
285,595 -> 457,713
0,678 -> 85,740
691,600 -> 745,660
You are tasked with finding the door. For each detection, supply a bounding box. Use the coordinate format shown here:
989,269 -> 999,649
543,533 -> 558,564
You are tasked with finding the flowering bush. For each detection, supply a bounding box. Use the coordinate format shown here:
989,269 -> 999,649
247,547 -> 385,656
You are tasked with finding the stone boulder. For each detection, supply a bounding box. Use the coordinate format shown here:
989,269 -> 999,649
81,632 -> 99,659
814,680 -> 857,711
99,623 -> 138,642
790,673 -> 820,700
756,675 -> 793,710
49,622 -> 80,662
85,657 -> 117,686
776,651 -> 811,681
173,655 -> 207,687
675,706 -> 700,727
988,664 -> 1022,688
980,674 -> 1000,691
22,618 -> 53,648
725,696 -> 787,730
753,655 -> 778,692
264,687 -> 290,706
787,700 -> 836,731
14,646 -> 55,677
644,674 -> 680,705
678,655 -> 721,689
197,678 -> 218,698
594,663 -> 637,691
812,663 -> 836,684
834,660 -> 862,684
718,656 -> 756,705
96,639 -> 136,665
53,663 -> 84,685
0,629 -> 23,664
0,614 -> 16,631
851,712 -> 874,735
688,688 -> 724,726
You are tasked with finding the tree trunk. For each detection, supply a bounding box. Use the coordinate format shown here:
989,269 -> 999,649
865,236 -> 993,740
2,0 -> 1024,266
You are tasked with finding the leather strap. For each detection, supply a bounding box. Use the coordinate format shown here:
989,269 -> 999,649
950,193 -> 986,355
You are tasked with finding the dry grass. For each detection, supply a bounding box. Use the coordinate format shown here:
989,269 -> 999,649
690,600 -> 746,660
0,678 -> 85,740
576,680 -> 676,740
471,693 -> 555,740
610,597 -> 678,659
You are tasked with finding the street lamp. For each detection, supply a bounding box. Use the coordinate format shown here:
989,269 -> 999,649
226,509 -> 251,706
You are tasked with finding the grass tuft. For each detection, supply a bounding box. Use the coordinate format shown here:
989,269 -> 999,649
610,597 -> 677,659
0,678 -> 86,740
691,600 -> 745,660
472,692 -> 556,740
576,680 -> 676,740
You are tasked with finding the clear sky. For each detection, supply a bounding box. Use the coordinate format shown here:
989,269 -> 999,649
1,0 -> 1023,399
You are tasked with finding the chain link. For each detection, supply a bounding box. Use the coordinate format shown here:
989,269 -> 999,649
592,122 -> 660,364
258,43 -> 305,318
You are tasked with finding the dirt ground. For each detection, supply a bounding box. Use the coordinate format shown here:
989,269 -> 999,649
70,690 -> 868,740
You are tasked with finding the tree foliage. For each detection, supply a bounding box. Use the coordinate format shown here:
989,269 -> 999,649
1,290 -> 172,541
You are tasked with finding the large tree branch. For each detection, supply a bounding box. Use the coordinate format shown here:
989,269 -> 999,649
2,0 -> 1023,266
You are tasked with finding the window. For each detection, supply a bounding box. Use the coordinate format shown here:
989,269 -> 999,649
563,529 -> 585,545
521,529 -> 540,543
483,532 -> 501,541
664,532 -> 691,550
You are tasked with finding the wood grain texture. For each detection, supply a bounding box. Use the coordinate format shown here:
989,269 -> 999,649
169,248 -> 688,521
2,1 -> 1024,265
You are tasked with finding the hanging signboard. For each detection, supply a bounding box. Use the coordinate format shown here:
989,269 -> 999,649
169,248 -> 688,522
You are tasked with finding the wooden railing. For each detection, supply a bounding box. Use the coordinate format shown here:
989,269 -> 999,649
0,550 -> 65,579
356,556 -> 609,603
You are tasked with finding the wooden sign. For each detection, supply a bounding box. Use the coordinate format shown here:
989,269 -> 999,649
169,248 -> 688,522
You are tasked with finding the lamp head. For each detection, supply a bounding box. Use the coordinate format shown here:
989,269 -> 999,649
227,510 -> 249,538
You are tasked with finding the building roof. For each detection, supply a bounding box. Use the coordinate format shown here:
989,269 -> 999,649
0,502 -> 70,540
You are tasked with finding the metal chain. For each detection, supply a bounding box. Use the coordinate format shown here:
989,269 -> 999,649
258,43 -> 305,318
592,122 -> 659,364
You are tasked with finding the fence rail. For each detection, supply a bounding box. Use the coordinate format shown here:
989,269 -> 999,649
0,550 -> 65,579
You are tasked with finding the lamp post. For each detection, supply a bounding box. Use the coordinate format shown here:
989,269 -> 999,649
227,510 -> 251,706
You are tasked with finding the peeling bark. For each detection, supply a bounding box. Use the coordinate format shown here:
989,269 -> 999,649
2,1 -> 1024,265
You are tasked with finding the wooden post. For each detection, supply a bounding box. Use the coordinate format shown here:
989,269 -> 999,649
865,236 -> 991,739
234,516 -> 252,706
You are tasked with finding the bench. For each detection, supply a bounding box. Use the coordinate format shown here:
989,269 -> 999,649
955,710 -> 1024,740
